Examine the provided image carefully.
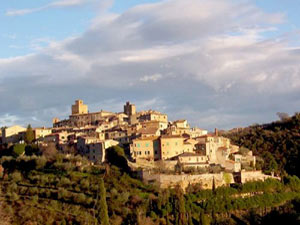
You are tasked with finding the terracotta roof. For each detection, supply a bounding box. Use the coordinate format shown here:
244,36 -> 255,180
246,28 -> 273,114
160,135 -> 183,139
174,119 -> 187,123
137,127 -> 159,134
178,152 -> 205,157
134,136 -> 160,141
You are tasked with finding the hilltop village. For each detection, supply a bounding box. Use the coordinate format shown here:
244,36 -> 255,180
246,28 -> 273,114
1,100 -> 276,189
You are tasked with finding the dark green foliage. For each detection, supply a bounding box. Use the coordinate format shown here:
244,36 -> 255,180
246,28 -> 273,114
262,152 -> 278,174
97,178 -> 109,225
174,187 -> 186,225
25,144 -> 40,156
1,154 -> 300,225
105,145 -> 131,173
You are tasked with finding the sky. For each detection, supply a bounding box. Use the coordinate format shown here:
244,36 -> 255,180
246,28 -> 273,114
1,0 -> 300,131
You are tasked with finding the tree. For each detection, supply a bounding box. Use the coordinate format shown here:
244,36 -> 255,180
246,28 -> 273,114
25,124 -> 34,144
263,152 -> 278,174
174,187 -> 186,225
97,178 -> 110,225
105,146 -> 130,173
41,143 -> 58,160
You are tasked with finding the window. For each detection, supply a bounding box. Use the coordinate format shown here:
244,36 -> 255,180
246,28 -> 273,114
137,143 -> 140,147
145,143 -> 149,147
167,142 -> 169,146
175,142 -> 178,146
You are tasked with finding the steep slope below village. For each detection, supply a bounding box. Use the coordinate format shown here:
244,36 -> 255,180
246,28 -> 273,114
0,146 -> 300,224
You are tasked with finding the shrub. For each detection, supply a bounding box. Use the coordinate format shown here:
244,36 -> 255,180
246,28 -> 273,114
10,192 -> 19,201
80,179 -> 90,190
36,156 -> 47,170
13,144 -> 26,156
74,193 -> 86,204
59,177 -> 71,188
11,171 -> 22,183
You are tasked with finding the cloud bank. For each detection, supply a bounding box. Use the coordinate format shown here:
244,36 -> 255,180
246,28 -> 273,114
1,0 -> 299,130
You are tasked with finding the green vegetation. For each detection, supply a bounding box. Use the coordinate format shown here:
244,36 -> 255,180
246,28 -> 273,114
25,124 -> 34,144
0,151 -> 299,224
225,113 -> 300,177
12,143 -> 26,156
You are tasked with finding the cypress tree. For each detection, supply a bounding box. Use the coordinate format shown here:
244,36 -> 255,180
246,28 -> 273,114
175,187 -> 186,225
25,124 -> 34,144
97,178 -> 110,225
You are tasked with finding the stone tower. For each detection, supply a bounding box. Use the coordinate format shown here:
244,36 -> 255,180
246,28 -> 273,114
124,101 -> 136,116
71,100 -> 88,115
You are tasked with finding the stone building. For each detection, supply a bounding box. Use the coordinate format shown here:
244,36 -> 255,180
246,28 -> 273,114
72,100 -> 88,115
1,125 -> 26,144
176,152 -> 209,169
137,110 -> 168,124
77,136 -> 118,163
160,135 -> 192,160
130,136 -> 161,161
34,127 -> 52,140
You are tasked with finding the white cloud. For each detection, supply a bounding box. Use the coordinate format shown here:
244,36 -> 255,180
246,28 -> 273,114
0,114 -> 21,127
140,73 -> 162,82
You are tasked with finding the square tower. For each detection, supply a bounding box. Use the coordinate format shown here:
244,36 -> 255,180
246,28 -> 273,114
71,100 -> 88,115
124,101 -> 136,116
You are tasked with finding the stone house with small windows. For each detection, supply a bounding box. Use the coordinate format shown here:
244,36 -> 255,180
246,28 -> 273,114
175,152 -> 209,170
77,136 -> 118,163
34,127 -> 52,140
160,135 -> 187,160
42,131 -> 69,145
130,136 -> 161,161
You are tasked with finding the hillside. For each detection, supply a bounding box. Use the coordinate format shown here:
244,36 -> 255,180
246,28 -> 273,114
0,146 -> 300,225
225,113 -> 300,177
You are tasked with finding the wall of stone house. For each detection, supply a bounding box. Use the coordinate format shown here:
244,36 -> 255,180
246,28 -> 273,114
142,171 -> 234,190
240,170 -> 279,183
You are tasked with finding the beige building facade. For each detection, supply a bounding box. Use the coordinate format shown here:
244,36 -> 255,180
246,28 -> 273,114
130,137 -> 160,161
1,125 -> 26,144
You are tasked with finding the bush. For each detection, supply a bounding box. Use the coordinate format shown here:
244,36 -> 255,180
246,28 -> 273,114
11,171 -> 22,183
35,156 -> 47,170
59,177 -> 71,188
74,193 -> 86,204
12,144 -> 26,156
80,179 -> 90,190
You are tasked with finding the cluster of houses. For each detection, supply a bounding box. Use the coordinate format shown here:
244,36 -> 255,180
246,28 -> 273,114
0,100 -> 257,175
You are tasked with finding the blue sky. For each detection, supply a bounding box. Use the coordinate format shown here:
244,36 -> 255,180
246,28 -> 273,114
1,0 -> 300,130
1,0 -> 162,57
